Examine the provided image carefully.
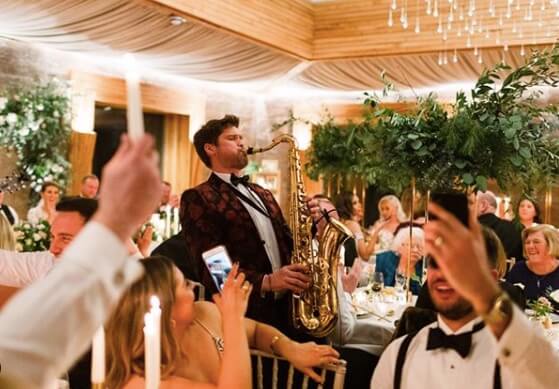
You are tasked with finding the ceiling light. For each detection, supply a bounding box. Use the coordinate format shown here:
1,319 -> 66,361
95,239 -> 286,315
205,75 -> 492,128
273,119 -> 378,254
169,15 -> 186,26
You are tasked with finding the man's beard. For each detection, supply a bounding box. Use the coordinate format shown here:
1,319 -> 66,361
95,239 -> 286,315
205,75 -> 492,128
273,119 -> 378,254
434,297 -> 474,320
233,151 -> 248,169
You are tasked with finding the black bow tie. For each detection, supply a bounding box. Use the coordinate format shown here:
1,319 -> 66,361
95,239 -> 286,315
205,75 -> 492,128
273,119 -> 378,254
426,322 -> 485,358
230,174 -> 250,187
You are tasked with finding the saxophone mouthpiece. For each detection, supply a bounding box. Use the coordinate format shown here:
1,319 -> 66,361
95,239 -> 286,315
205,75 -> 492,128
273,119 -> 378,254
246,147 -> 256,155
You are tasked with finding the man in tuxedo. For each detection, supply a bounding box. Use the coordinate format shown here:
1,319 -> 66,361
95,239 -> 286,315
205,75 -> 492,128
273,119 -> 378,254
371,202 -> 559,389
477,191 -> 523,262
181,115 -> 311,335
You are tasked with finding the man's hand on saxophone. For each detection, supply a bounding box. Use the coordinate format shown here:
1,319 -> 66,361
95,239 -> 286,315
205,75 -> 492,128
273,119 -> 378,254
262,264 -> 311,295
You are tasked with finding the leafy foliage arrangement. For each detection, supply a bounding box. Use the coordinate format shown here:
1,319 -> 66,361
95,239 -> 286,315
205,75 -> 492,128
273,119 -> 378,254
0,80 -> 72,200
13,219 -> 51,252
306,45 -> 559,194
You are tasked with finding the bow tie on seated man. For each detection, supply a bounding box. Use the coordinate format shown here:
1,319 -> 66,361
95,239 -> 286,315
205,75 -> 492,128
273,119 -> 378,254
230,174 -> 250,187
426,321 -> 485,358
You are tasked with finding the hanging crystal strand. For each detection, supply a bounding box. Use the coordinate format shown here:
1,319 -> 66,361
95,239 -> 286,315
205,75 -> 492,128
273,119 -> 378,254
388,8 -> 394,27
392,0 -> 398,10
453,48 -> 459,62
520,43 -> 526,56
402,0 -> 409,29
506,1 -> 512,18
427,0 -> 432,15
415,0 -> 421,33
443,49 -> 448,64
516,0 -> 520,11
489,0 -> 495,17
453,0 -> 458,11
540,0 -> 546,11
438,51 -> 444,65
449,3 -> 454,21
485,26 -> 490,39
459,5 -> 465,20
501,50 -> 507,65
437,15 -> 443,33
478,48 -> 483,64
474,45 -> 479,56
504,41 -> 509,51
434,0 -> 439,17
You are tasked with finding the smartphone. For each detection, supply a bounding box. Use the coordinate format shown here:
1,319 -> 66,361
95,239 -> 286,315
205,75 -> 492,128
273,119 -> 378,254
430,192 -> 470,227
202,245 -> 233,291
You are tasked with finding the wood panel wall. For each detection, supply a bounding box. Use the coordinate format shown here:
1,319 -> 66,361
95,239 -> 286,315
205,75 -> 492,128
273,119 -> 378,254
147,0 -> 314,59
68,132 -> 97,196
313,0 -> 558,59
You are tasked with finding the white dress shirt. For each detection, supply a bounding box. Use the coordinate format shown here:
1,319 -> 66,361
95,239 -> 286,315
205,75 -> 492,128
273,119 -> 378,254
0,250 -> 55,287
214,172 -> 282,271
371,306 -> 559,389
0,222 -> 143,388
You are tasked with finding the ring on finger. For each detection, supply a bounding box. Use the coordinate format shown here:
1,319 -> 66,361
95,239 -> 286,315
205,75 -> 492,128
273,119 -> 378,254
434,236 -> 444,247
241,280 -> 251,291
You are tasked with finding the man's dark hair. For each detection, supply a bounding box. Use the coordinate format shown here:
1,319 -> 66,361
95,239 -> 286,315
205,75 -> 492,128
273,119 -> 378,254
193,115 -> 240,168
56,197 -> 98,222
335,191 -> 354,220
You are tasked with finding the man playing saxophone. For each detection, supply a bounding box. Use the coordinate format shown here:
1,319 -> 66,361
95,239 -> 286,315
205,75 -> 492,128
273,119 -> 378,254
181,114 -> 323,339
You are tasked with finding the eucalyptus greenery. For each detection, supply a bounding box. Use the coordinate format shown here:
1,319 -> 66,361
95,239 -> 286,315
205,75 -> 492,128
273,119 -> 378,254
0,80 -> 71,201
306,45 -> 559,194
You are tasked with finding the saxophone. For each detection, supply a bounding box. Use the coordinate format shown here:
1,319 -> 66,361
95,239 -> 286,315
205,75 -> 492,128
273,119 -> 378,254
247,134 -> 353,337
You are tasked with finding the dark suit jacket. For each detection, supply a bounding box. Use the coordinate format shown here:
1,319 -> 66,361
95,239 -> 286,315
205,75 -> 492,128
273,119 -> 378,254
478,213 -> 524,262
152,232 -> 200,283
180,173 -> 293,329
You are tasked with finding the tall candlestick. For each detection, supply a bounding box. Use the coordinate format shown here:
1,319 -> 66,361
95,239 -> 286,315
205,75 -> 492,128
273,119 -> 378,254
124,54 -> 144,141
91,326 -> 105,386
150,295 -> 161,387
144,312 -> 156,389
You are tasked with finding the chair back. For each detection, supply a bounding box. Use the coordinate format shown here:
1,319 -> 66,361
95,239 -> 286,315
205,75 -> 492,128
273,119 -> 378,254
250,349 -> 346,389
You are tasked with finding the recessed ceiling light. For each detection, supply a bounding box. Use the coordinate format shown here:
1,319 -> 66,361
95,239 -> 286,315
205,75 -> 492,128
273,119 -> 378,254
169,15 -> 186,26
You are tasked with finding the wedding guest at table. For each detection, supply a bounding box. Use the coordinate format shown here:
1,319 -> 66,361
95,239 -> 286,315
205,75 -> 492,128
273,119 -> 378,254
371,201 -> 559,389
0,213 -> 16,251
0,134 -> 162,389
27,181 -> 60,225
513,196 -> 541,230
477,190 -> 523,262
79,174 -> 99,199
370,195 -> 407,252
416,226 -> 526,313
335,191 -> 373,262
376,226 -> 425,295
106,256 -> 339,388
506,224 -> 559,301
160,180 -> 179,209
0,190 -> 19,225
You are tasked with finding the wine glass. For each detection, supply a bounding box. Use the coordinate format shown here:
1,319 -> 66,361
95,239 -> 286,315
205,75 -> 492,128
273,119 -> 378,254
370,272 -> 384,293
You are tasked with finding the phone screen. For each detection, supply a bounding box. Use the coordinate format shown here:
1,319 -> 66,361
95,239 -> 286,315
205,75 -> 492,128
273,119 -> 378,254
202,246 -> 233,291
430,192 -> 470,227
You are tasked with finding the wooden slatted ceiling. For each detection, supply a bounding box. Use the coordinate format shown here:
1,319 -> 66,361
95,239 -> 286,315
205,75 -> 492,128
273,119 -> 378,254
144,0 -> 314,59
313,0 -> 559,59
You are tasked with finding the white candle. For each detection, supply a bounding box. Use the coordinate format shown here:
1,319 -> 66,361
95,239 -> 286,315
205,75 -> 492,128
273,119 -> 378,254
124,54 -> 144,141
150,295 -> 161,386
91,326 -> 105,384
144,312 -> 156,389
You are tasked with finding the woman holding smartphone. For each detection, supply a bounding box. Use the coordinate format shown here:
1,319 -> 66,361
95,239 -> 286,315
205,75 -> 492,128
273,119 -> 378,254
105,256 -> 339,389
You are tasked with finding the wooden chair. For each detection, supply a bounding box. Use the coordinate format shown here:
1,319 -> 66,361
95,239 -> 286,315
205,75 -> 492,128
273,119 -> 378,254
250,349 -> 346,389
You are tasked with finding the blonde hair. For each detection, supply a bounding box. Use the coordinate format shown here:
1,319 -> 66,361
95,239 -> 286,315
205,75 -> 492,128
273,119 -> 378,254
391,227 -> 424,252
106,256 -> 180,389
378,195 -> 407,223
0,213 -> 16,251
522,224 -> 559,258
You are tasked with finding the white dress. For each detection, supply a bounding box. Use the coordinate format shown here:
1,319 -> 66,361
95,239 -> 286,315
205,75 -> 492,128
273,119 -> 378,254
27,202 -> 49,225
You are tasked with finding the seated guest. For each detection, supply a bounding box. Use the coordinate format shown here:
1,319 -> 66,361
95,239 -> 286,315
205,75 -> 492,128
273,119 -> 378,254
79,174 -> 99,199
477,190 -> 523,262
417,226 -> 526,313
106,256 -> 339,388
160,180 -> 179,209
371,201 -> 559,389
0,190 -> 18,225
0,213 -> 16,251
369,195 -> 407,253
27,181 -> 60,225
376,227 -> 424,295
335,191 -> 375,261
513,196 -> 541,230
506,224 -> 559,301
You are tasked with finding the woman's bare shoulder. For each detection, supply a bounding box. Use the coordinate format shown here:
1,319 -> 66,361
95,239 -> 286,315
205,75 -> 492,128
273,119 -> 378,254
194,300 -> 221,322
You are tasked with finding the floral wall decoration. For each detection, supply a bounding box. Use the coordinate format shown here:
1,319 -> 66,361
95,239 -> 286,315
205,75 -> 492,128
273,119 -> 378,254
0,79 -> 72,202
306,45 -> 559,195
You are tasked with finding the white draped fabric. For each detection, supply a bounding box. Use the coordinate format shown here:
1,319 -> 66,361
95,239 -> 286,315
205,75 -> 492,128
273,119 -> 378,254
0,0 -> 556,96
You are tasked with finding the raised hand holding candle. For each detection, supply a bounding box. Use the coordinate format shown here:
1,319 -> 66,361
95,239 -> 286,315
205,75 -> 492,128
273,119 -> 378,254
124,54 -> 144,141
91,326 -> 105,387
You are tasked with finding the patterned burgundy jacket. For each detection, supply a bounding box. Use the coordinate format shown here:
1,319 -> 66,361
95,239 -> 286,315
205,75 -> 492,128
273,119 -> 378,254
180,173 -> 293,328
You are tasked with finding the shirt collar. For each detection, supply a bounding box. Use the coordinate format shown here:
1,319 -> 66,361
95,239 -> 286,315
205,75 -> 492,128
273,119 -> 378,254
213,171 -> 246,186
437,314 -> 484,335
